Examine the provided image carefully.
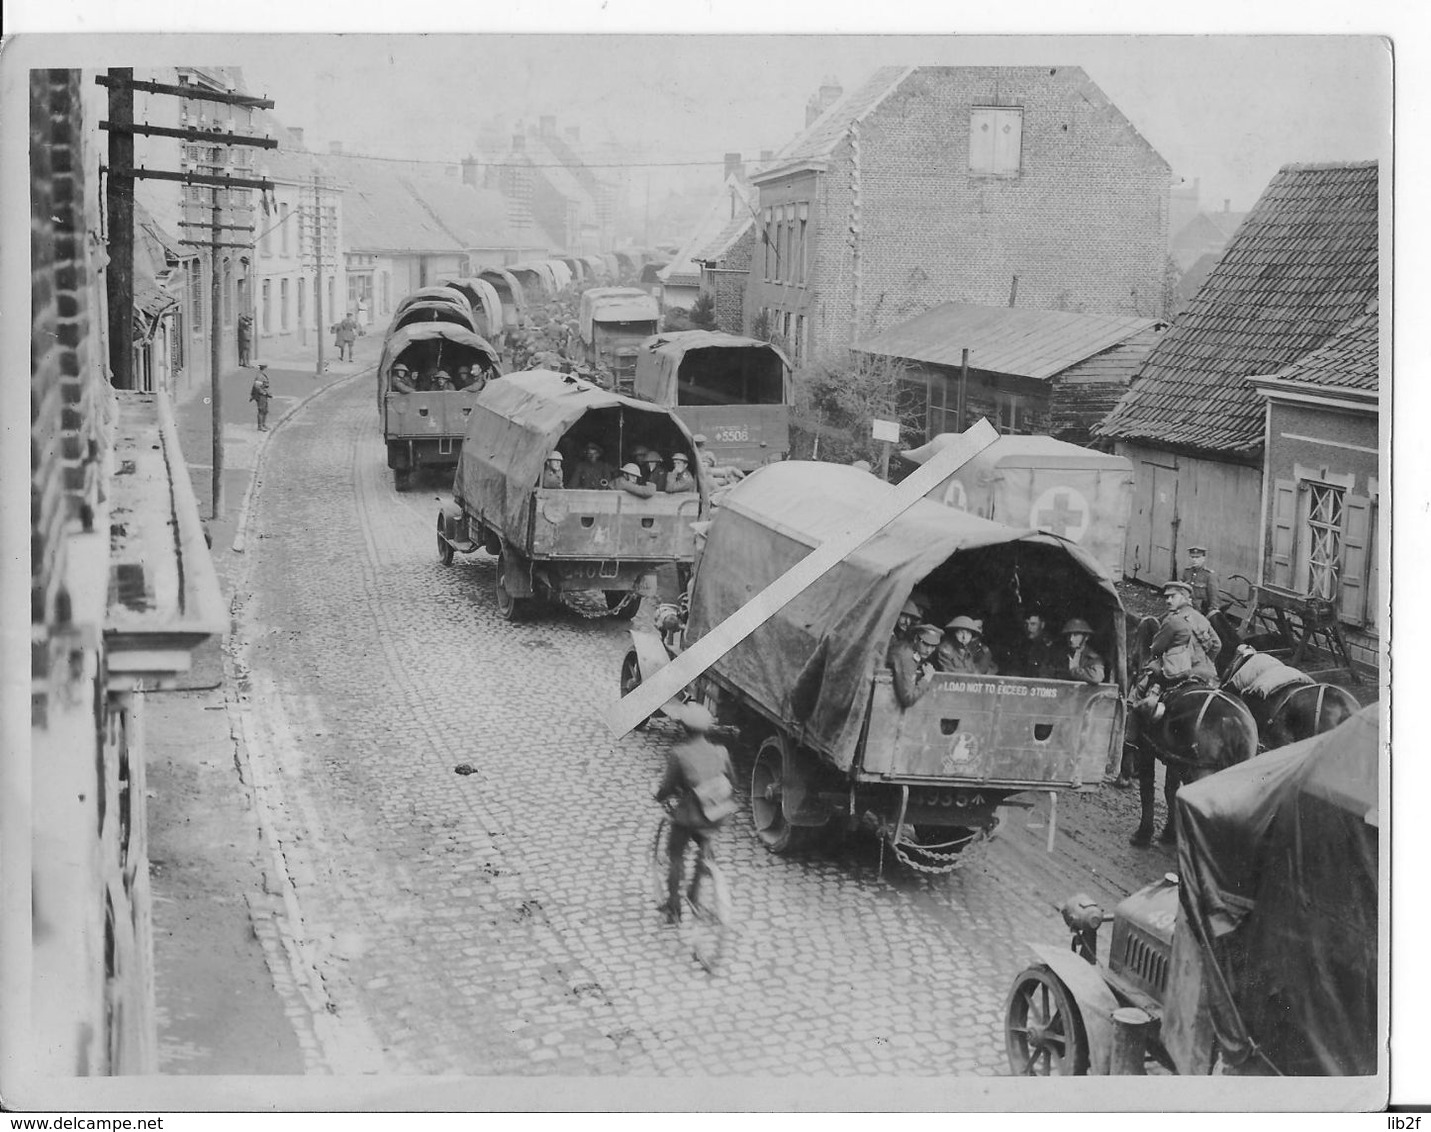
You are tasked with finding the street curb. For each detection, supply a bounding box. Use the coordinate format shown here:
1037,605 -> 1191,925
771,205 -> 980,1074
230,362 -> 374,555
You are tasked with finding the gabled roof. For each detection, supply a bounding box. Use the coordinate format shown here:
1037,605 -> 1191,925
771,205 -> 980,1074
401,174 -> 531,250
1096,161 -> 1379,454
856,302 -> 1161,381
754,66 -> 912,180
1268,305 -> 1379,393
695,213 -> 754,265
304,150 -> 464,254
660,177 -> 755,287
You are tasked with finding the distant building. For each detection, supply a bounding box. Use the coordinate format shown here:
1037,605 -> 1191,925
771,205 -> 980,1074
1169,201 -> 1247,272
746,65 -> 1173,360
1095,161 -> 1380,596
663,153 -> 754,316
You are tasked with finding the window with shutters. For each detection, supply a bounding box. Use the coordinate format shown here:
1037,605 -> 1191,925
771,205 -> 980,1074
969,106 -> 1024,176
261,279 -> 271,333
763,209 -> 775,281
1270,475 -> 1377,629
280,278 -> 289,331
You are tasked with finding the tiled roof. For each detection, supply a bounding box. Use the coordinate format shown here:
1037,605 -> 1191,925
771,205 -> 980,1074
755,66 -> 912,178
305,150 -> 464,254
401,174 -> 527,249
1096,161 -> 1379,454
660,177 -> 754,286
1272,306 -> 1379,392
856,302 -> 1161,380
695,213 -> 753,264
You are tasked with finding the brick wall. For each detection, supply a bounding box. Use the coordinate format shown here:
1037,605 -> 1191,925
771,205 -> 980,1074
754,68 -> 1172,358
31,69 -> 108,697
703,227 -> 754,334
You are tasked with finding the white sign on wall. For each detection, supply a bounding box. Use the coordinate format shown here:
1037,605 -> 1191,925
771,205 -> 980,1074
871,418 -> 901,443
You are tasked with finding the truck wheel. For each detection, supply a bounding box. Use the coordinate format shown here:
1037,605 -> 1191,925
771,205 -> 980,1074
619,650 -> 652,730
1004,965 -> 1089,1076
605,590 -> 639,620
495,555 -> 526,621
437,516 -> 455,566
750,735 -> 811,855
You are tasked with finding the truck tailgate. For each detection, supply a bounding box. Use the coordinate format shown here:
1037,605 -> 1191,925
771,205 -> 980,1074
384,390 -> 480,439
528,488 -> 700,561
859,672 -> 1122,787
677,405 -> 790,471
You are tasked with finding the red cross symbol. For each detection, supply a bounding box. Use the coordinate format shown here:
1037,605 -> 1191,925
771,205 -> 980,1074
1036,490 -> 1086,537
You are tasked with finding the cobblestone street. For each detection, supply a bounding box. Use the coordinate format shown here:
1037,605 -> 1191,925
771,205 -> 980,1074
223,369 -> 1179,1079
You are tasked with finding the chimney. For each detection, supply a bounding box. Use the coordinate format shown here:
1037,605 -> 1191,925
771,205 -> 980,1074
805,76 -> 844,126
760,149 -> 773,162
1223,198 -> 1231,213
461,155 -> 481,187
328,140 -> 343,155
540,114 -> 556,137
564,125 -> 580,143
511,133 -> 525,154
286,126 -> 305,149
723,152 -> 743,181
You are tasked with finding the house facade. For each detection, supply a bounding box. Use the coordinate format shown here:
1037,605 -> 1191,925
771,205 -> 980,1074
1249,307 -> 1381,672
746,65 -> 1173,361
1095,161 -> 1380,591
17,68 -> 223,1077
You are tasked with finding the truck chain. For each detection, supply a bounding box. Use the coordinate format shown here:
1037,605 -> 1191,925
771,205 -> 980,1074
890,826 -> 995,875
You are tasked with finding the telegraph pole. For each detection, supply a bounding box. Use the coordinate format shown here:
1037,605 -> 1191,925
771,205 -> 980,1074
314,175 -> 324,377
97,70 -> 276,521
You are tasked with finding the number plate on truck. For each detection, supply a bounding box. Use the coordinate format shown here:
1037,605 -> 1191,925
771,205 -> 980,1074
713,426 -> 749,443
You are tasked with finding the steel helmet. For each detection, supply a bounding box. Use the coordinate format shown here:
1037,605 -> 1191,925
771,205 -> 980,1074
547,451 -> 563,463
677,702 -> 715,732
620,462 -> 642,478
945,615 -> 982,633
1061,619 -> 1093,636
899,599 -> 920,619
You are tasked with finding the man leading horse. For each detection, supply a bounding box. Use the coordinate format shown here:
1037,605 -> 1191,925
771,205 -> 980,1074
1127,579 -> 1258,848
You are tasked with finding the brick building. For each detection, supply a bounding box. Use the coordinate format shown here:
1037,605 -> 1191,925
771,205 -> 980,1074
1095,161 -> 1381,596
13,69 -> 223,1078
746,65 -> 1173,361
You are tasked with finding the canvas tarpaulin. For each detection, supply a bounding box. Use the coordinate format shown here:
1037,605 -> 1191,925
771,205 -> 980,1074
579,288 -> 660,344
633,331 -> 792,406
378,322 -> 500,391
453,370 -> 702,546
685,462 -> 1124,772
1171,705 -> 1379,1075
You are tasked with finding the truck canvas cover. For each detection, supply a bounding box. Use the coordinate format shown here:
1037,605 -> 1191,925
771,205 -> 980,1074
633,331 -> 792,406
580,287 -> 660,344
904,433 -> 1134,581
686,462 -> 1124,771
1167,705 -> 1378,1076
454,370 -> 702,546
378,323 -> 500,393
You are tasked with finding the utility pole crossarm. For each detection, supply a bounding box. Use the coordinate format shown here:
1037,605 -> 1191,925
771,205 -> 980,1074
94,73 -> 275,109
99,120 -> 278,148
105,167 -> 274,192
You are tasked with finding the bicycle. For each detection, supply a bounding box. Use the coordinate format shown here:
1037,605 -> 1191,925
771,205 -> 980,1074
650,809 -> 732,973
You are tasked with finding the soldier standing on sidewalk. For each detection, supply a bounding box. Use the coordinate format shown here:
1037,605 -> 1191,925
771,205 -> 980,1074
249,364 -> 272,431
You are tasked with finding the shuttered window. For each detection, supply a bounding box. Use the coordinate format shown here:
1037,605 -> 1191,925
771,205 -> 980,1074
1271,476 -> 1377,629
1269,479 -> 1297,589
970,106 -> 1024,176
1338,494 -> 1372,625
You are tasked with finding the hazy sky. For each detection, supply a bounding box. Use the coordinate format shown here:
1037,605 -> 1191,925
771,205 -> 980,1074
229,34 -> 1390,213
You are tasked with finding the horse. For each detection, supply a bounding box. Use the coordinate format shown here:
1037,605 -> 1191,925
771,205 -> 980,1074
1127,616 -> 1260,846
1216,640 -> 1362,751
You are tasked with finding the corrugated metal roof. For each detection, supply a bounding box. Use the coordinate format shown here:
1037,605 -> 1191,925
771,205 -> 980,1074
856,302 -> 1160,380
1096,161 -> 1379,454
1272,306 -> 1379,392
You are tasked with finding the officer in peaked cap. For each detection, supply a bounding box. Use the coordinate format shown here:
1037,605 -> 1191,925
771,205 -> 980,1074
1179,546 -> 1221,615
888,622 -> 943,708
